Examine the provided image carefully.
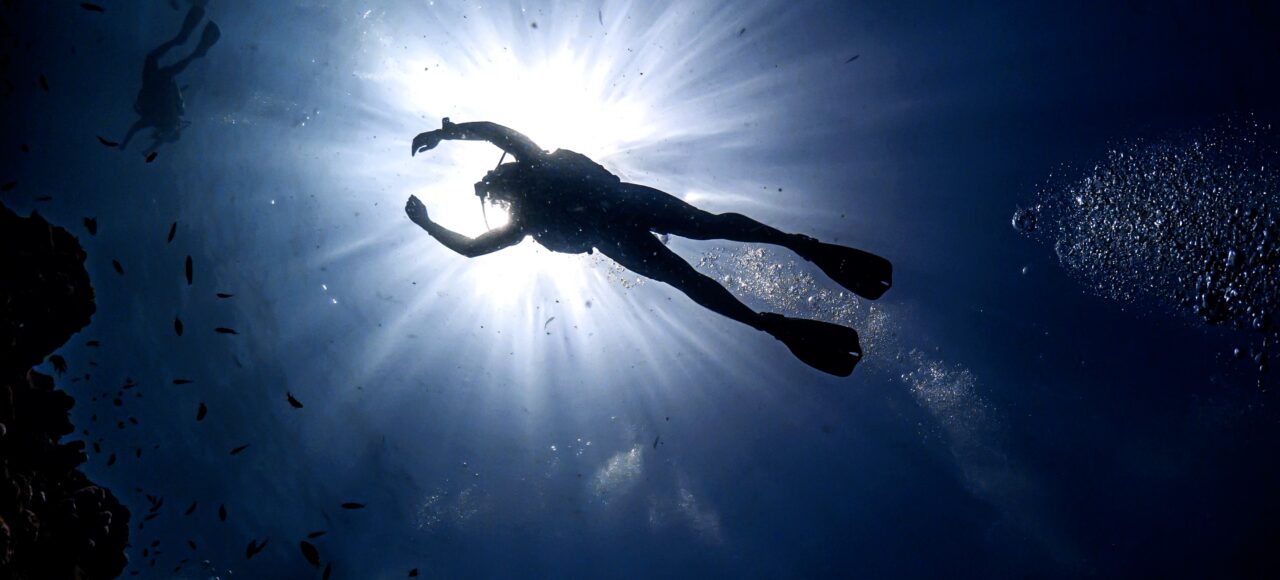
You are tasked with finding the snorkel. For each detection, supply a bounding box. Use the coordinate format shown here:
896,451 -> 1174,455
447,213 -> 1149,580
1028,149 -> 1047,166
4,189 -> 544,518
477,150 -> 509,231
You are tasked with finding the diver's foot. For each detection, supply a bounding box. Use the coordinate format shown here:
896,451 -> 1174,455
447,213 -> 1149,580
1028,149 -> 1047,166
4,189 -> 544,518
192,21 -> 221,58
760,313 -> 862,377
177,6 -> 206,42
790,235 -> 892,300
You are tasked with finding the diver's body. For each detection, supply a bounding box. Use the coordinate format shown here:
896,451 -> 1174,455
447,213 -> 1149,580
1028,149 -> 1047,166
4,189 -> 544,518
406,119 -> 892,376
119,6 -> 221,153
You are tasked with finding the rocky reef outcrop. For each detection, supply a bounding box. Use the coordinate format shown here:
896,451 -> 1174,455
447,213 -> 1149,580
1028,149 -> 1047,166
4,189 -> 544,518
0,203 -> 129,579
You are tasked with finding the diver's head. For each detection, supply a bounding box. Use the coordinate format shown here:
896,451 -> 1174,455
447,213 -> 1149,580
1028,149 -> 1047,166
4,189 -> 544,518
474,162 -> 526,205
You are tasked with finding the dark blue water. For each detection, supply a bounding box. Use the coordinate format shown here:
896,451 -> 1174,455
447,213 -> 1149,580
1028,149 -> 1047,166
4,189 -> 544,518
4,1 -> 1280,578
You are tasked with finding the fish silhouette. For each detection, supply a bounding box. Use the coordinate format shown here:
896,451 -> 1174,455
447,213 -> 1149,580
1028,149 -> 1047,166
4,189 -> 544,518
299,541 -> 321,568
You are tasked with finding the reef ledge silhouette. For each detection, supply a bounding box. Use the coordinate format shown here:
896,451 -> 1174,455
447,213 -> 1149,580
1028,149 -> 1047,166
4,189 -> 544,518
0,202 -> 130,579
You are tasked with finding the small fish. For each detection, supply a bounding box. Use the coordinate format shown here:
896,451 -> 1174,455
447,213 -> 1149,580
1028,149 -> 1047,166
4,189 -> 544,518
80,3 -> 105,12
409,569 -> 419,577
653,435 -> 660,449
184,501 -> 197,515
230,444 -> 250,455
215,327 -> 238,335
341,502 -> 365,510
245,538 -> 268,560
185,255 -> 193,285
544,316 -> 555,330
167,221 -> 177,243
216,292 -> 234,299
188,540 -> 197,550
35,195 -> 53,202
83,217 -> 97,235
172,379 -> 192,385
299,541 -> 321,568
38,74 -> 49,92
145,151 -> 157,163
598,9 -> 603,26
112,259 -> 124,275
530,21 -> 538,29
323,563 -> 332,580
195,402 -> 207,421
144,512 -> 159,521
135,447 -> 142,458
844,54 -> 860,63
286,392 -> 303,409
106,453 -> 116,466
96,135 -> 118,147
48,354 -> 67,375
306,531 -> 326,539
0,182 -> 15,192
738,27 -> 746,37
174,317 -> 184,336
218,504 -> 227,521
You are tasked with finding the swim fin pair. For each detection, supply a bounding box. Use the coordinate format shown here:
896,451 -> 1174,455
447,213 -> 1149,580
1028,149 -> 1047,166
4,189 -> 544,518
760,313 -> 862,377
191,21 -> 222,59
792,236 -> 892,300
175,6 -> 206,44
173,6 -> 220,58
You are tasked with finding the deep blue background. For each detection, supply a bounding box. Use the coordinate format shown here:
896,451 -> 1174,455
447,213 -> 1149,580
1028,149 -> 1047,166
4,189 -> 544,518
3,1 -> 1280,578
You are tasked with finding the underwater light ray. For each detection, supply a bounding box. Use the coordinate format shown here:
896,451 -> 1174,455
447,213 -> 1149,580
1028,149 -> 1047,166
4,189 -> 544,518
284,0 -> 889,407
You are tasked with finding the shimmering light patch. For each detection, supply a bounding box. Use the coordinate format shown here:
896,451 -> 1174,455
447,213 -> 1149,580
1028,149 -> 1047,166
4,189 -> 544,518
677,487 -> 724,544
415,484 -> 490,532
1017,117 -> 1280,371
690,245 -> 1075,560
900,350 -> 992,448
645,485 -> 724,544
591,445 -> 643,502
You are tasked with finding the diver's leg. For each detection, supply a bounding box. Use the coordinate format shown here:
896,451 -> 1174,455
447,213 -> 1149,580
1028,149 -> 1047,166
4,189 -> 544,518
597,229 -> 864,376
596,230 -> 768,330
624,184 -> 892,300
119,119 -> 149,150
166,21 -> 221,76
163,21 -> 221,77
621,184 -> 804,246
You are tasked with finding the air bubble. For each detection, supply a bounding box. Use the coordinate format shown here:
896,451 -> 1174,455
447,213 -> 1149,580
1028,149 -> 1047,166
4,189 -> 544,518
1018,117 -> 1280,375
1011,206 -> 1038,233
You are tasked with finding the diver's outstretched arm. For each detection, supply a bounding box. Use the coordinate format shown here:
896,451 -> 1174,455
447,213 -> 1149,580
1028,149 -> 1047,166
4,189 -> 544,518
405,195 -> 525,258
412,118 -> 547,162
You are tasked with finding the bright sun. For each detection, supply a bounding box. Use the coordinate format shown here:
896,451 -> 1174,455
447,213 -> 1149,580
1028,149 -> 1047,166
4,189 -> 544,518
371,31 -> 661,304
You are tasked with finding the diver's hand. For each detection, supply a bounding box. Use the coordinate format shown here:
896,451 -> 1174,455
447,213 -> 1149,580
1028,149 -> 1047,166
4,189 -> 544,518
405,195 -> 429,225
411,130 -> 444,156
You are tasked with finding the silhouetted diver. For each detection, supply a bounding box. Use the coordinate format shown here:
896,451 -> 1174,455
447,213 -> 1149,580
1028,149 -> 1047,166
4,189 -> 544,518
119,5 -> 221,153
406,119 -> 892,376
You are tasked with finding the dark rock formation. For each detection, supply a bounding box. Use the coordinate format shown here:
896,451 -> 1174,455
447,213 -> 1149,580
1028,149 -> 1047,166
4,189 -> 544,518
1,203 -> 130,579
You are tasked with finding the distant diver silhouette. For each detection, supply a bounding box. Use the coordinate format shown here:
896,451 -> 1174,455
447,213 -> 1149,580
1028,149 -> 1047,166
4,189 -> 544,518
118,5 -> 221,154
405,119 -> 892,376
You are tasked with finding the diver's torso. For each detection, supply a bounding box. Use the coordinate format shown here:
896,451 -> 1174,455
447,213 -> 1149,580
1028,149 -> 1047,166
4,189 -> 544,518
134,78 -> 185,125
513,150 -> 623,254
